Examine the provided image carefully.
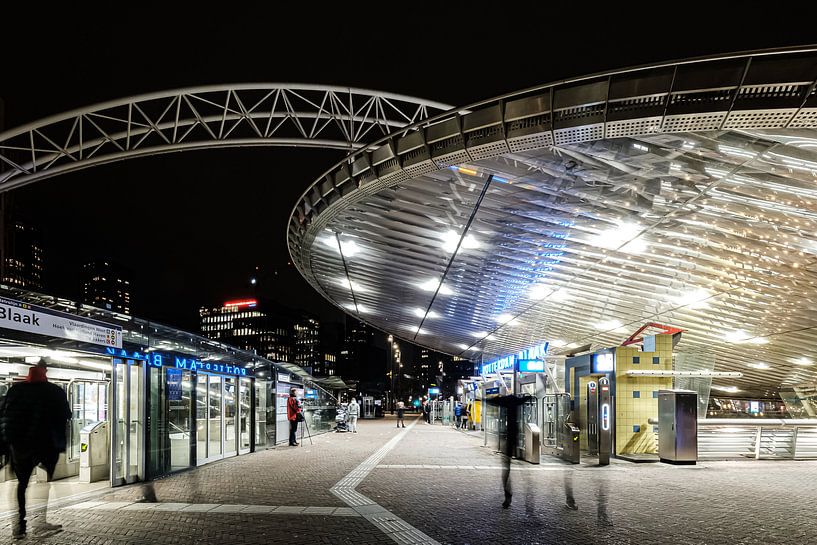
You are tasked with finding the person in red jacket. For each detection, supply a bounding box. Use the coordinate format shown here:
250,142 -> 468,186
287,388 -> 302,446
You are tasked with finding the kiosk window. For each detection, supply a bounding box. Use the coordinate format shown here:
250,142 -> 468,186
632,356 -> 640,364
633,391 -> 640,398
652,356 -> 660,364
633,425 -> 641,433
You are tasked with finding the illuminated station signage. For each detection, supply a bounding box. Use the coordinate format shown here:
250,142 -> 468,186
480,342 -> 550,375
106,348 -> 253,377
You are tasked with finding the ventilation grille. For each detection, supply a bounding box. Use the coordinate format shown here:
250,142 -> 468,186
430,135 -> 464,155
789,108 -> 817,128
554,123 -> 604,145
662,112 -> 727,132
467,140 -> 510,160
723,109 -> 796,129
507,114 -> 551,133
402,160 -> 437,177
608,95 -> 666,117
432,150 -> 472,169
553,103 -> 605,125
737,84 -> 807,101
605,117 -> 663,138
507,132 -> 554,152
670,89 -> 733,107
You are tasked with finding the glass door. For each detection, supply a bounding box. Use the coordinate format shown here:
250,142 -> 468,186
196,374 -> 208,465
224,377 -> 237,457
208,375 -> 223,461
111,359 -> 145,486
239,378 -> 252,454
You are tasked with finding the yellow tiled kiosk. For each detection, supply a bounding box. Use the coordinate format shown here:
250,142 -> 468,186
566,333 -> 675,458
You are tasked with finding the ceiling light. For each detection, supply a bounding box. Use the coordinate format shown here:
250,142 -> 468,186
674,288 -> 710,309
724,330 -> 751,343
412,308 -> 439,319
528,285 -> 550,300
495,313 -> 514,324
321,236 -> 361,257
471,331 -> 489,338
336,278 -> 367,293
712,385 -> 740,393
343,303 -> 369,314
587,221 -> 648,254
748,362 -> 770,370
792,357 -> 813,366
594,320 -> 623,331
417,279 -> 453,295
549,339 -> 567,348
456,343 -> 470,351
442,230 -> 480,253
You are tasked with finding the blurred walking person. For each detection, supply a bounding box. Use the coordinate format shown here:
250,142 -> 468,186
347,397 -> 360,433
488,393 -> 531,508
0,362 -> 71,539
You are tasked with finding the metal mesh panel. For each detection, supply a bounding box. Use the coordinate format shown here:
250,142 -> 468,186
723,109 -> 796,129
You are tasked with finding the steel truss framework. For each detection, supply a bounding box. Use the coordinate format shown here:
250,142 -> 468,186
289,47 -> 817,391
0,85 -> 452,192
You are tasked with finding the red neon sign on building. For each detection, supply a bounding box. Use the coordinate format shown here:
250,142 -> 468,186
223,299 -> 257,308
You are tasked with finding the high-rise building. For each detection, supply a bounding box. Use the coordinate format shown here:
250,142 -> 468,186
0,195 -> 44,290
339,317 -> 385,393
199,298 -> 295,362
294,314 -> 320,373
81,260 -> 132,314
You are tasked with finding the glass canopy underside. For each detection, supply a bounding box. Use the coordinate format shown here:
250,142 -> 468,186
306,128 -> 817,390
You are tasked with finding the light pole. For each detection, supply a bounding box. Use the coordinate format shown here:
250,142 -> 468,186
387,335 -> 393,413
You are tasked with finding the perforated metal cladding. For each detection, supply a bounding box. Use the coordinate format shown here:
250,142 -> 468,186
662,112 -> 728,132
467,140 -> 510,160
506,132 -> 555,152
554,124 -> 605,145
290,50 -> 817,379
723,109 -> 797,129
789,108 -> 817,127
432,150 -> 472,168
605,117 -> 663,138
402,160 -> 437,177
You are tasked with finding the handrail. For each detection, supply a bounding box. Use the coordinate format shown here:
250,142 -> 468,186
698,418 -> 817,426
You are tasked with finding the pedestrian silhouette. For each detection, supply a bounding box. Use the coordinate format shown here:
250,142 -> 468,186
488,393 -> 531,508
0,361 -> 71,540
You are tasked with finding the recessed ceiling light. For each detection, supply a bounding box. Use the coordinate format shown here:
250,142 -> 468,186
748,362 -> 770,370
495,313 -> 515,324
549,339 -> 567,348
594,320 -> 623,331
417,278 -> 453,295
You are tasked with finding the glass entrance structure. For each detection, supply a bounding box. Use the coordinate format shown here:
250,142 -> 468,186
0,284 -> 336,488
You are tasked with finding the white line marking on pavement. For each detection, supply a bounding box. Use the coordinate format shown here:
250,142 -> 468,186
60,501 -> 360,517
331,419 -> 441,545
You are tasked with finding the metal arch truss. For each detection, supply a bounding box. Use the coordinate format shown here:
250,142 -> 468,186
0,84 -> 453,192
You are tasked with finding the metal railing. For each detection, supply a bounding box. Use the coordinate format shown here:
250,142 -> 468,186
698,419 -> 817,460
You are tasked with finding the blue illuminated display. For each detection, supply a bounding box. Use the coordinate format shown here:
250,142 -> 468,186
517,359 -> 545,372
144,352 -> 252,376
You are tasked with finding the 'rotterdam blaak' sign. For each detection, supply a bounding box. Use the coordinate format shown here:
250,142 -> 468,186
0,296 -> 122,348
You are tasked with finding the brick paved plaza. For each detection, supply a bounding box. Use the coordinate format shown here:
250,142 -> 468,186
1,415 -> 814,544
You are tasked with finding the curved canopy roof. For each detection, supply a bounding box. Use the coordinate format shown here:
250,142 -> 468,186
289,47 -> 817,390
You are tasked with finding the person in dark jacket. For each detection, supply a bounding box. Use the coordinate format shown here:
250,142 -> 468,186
0,361 -> 71,539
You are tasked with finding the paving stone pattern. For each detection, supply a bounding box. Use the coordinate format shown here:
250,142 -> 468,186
1,416 -> 814,544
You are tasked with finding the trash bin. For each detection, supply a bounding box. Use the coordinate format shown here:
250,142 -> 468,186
79,421 -> 109,483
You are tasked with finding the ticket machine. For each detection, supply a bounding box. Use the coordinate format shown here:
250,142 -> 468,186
585,377 -> 612,465
597,376 -> 612,466
586,381 -> 598,455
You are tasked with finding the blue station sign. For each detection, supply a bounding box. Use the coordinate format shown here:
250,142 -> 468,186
108,349 -> 253,377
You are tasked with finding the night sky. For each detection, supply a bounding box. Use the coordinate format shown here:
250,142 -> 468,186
2,7 -> 813,333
